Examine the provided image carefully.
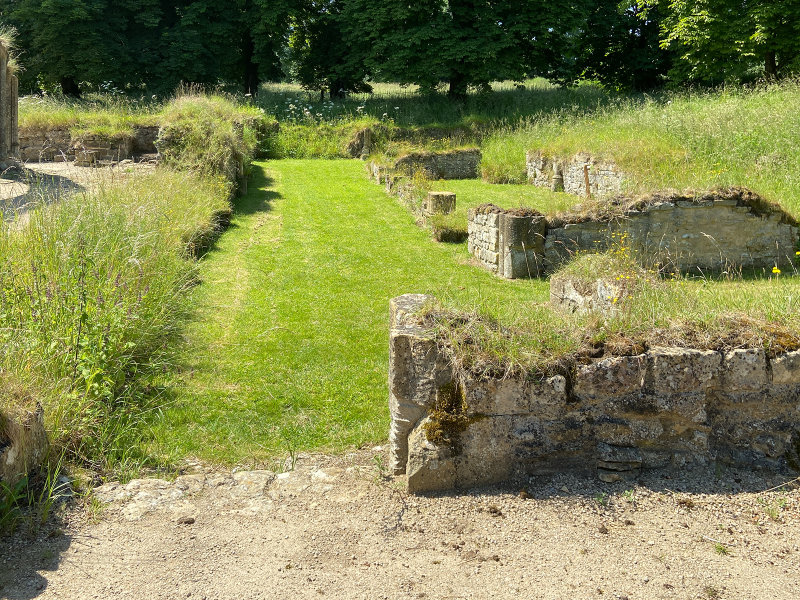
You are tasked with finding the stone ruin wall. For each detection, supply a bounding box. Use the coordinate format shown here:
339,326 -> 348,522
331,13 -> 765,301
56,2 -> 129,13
389,294 -> 800,493
18,125 -> 160,163
468,191 -> 799,279
379,148 -> 481,182
467,206 -> 546,278
0,42 -> 19,165
527,151 -> 624,197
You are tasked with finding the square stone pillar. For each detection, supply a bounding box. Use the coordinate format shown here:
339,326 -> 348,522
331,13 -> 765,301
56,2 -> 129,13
423,191 -> 456,216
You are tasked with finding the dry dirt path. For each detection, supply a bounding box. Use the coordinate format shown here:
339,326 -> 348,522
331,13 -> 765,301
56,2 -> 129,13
2,449 -> 799,600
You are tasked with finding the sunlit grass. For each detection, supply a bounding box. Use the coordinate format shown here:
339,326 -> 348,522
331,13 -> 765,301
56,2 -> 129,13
482,80 -> 800,218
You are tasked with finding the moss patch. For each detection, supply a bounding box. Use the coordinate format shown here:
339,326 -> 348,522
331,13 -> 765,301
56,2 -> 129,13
423,379 -> 483,454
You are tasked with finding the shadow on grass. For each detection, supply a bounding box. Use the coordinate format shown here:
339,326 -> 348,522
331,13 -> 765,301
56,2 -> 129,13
196,163 -> 281,260
232,164 -> 280,217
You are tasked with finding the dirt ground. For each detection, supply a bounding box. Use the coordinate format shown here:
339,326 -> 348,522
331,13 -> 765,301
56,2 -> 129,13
1,448 -> 798,600
1,161 -> 156,216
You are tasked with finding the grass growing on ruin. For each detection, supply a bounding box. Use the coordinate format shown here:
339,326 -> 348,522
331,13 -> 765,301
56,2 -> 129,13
432,261 -> 800,378
18,94 -> 161,135
18,90 -> 271,142
482,79 -> 800,218
424,179 -> 580,242
150,160 -> 550,465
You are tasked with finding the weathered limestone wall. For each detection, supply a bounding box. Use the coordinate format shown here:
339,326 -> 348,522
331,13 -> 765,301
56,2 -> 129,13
527,151 -> 624,197
0,42 -> 19,164
467,205 -> 546,278
18,125 -> 159,163
468,189 -> 799,278
389,295 -> 800,493
394,149 -> 481,180
544,191 -> 799,272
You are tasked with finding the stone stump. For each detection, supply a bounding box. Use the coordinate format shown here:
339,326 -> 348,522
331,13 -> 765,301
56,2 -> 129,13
423,191 -> 456,216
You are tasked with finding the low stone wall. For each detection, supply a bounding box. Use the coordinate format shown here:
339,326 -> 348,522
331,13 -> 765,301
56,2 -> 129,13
527,151 -> 624,197
18,125 -> 160,163
394,149 -> 481,180
545,189 -> 799,272
389,294 -> 800,492
468,188 -> 799,278
467,204 -> 546,278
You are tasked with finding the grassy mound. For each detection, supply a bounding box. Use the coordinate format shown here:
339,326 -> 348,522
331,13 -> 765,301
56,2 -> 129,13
482,80 -> 800,218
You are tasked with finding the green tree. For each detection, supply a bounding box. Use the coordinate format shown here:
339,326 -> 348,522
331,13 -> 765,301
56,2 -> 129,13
0,0 -> 290,95
570,0 -> 672,91
341,0 -> 585,97
641,0 -> 800,84
288,0 -> 371,98
3,0 -> 121,95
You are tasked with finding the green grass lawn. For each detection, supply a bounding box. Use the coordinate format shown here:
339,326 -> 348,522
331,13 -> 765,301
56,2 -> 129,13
149,159 -> 800,469
151,159 -> 548,466
423,179 -> 580,240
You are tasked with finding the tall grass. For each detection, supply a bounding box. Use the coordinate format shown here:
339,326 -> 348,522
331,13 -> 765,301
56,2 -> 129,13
18,94 -> 162,136
258,79 -> 619,159
0,170 -> 230,474
259,79 -> 614,128
157,91 -> 270,181
482,80 -> 800,217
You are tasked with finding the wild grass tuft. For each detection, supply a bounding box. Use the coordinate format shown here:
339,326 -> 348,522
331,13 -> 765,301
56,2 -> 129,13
157,92 -> 268,185
0,170 -> 230,475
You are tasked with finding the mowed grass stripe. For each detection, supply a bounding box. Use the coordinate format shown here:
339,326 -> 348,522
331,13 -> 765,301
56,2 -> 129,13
152,159 -> 546,465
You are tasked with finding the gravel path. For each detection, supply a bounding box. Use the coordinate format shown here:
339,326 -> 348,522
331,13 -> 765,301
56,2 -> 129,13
2,449 -> 799,600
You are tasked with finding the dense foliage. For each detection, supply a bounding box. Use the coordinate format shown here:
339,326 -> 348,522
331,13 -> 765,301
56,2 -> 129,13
0,1 -> 798,95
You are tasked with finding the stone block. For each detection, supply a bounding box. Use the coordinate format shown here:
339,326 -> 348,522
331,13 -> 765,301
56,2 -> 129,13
455,417 -> 513,488
594,416 -> 664,446
389,295 -> 453,475
406,418 -> 456,492
653,393 -> 707,422
648,347 -> 721,394
573,355 -> 647,401
772,350 -> 800,385
721,349 -> 768,392
550,276 -> 628,315
423,191 -> 456,216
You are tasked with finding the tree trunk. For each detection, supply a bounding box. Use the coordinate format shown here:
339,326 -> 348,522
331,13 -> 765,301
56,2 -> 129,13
59,76 -> 81,98
242,31 -> 259,96
448,73 -> 468,100
765,50 -> 778,79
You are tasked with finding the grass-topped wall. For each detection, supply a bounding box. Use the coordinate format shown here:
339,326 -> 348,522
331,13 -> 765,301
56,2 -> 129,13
390,295 -> 800,493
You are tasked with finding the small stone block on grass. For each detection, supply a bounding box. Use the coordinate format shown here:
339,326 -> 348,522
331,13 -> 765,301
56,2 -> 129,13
423,191 -> 456,216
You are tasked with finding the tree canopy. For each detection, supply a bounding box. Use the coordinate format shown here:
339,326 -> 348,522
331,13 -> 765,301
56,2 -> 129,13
0,0 -> 797,96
